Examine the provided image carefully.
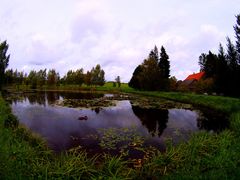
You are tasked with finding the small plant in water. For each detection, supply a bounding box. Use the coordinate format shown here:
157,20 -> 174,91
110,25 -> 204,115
98,126 -> 144,150
96,126 -> 159,168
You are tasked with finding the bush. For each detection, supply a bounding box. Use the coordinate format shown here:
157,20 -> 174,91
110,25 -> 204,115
4,114 -> 19,129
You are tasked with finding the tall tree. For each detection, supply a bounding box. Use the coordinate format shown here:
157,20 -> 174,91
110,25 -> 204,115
226,37 -> 239,96
234,14 -> 240,63
129,65 -> 143,89
75,68 -> 84,86
28,70 -> 37,89
158,46 -> 170,90
149,45 -> 159,63
37,69 -> 47,88
159,46 -> 170,79
47,69 -> 59,86
84,71 -> 92,86
91,64 -> 105,86
141,56 -> 160,90
216,43 -> 228,93
0,40 -> 10,90
129,45 -> 171,91
198,53 -> 207,72
226,37 -> 238,70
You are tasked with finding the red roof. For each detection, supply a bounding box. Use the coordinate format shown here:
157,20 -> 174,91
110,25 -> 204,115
185,72 -> 205,81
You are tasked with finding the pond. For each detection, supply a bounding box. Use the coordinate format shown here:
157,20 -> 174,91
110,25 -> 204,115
5,91 -> 229,160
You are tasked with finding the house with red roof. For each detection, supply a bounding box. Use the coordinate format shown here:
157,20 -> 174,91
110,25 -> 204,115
180,72 -> 205,90
185,71 -> 205,81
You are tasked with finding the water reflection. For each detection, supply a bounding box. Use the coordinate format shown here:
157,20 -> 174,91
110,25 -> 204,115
6,91 -> 229,154
132,106 -> 168,137
197,108 -> 229,132
5,91 -> 104,105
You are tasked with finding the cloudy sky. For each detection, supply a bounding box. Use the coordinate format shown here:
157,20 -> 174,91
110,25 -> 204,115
0,0 -> 239,82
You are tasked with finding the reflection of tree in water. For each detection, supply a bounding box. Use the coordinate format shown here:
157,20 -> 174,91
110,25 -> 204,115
60,92 -> 104,100
196,108 -> 229,132
26,93 -> 46,106
132,106 -> 168,137
47,92 -> 60,104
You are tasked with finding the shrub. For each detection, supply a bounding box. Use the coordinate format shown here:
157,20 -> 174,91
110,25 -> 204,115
4,114 -> 19,129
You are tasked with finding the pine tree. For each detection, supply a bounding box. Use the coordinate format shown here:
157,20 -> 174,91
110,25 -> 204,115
159,46 -> 170,90
159,46 -> 170,79
226,37 -> 238,96
149,45 -> 159,63
234,14 -> 240,64
226,37 -> 238,70
216,43 -> 228,93
0,40 -> 10,90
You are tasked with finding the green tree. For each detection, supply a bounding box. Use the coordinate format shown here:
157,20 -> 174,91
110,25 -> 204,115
226,37 -> 238,70
47,69 -> 59,86
115,76 -> 121,87
28,70 -> 37,89
75,68 -> 84,86
129,65 -> 143,89
159,46 -> 170,79
226,37 -> 239,96
5,69 -> 14,85
84,71 -> 92,86
149,45 -> 159,63
141,56 -> 161,90
91,64 -> 105,86
198,53 -> 207,72
159,46 -> 170,90
234,14 -> 240,63
0,40 -> 10,90
129,46 -> 171,91
37,69 -> 47,88
216,43 -> 228,94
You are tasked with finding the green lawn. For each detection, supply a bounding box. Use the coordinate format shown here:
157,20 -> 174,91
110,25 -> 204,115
1,88 -> 240,179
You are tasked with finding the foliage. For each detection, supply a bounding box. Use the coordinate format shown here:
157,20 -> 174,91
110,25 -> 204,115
0,40 -> 10,90
90,64 -> 105,86
197,15 -> 240,97
47,69 -> 60,86
129,45 -> 170,91
234,14 -> 240,64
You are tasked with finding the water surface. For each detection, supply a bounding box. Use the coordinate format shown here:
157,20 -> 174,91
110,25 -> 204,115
7,91 -> 228,154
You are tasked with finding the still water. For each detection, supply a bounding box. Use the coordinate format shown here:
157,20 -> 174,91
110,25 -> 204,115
7,91 -> 228,154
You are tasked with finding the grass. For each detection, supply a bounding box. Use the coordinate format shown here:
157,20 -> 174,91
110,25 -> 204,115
1,86 -> 240,179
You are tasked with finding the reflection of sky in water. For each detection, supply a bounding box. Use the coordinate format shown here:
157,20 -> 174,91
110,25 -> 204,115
11,95 -> 203,152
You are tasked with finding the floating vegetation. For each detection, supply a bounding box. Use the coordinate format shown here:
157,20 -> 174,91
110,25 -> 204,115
55,93 -> 135,109
56,98 -> 116,109
130,96 -> 193,110
96,127 -> 158,167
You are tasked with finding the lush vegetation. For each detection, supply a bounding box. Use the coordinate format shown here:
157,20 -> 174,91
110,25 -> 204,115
0,40 -> 10,90
129,45 -> 170,91
3,64 -> 106,90
1,89 -> 240,179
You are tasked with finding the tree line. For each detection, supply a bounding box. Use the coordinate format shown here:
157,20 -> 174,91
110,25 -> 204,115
197,14 -> 240,96
1,63 -> 105,89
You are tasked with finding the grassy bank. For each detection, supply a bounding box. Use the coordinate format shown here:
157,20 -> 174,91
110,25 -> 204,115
1,88 -> 240,179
